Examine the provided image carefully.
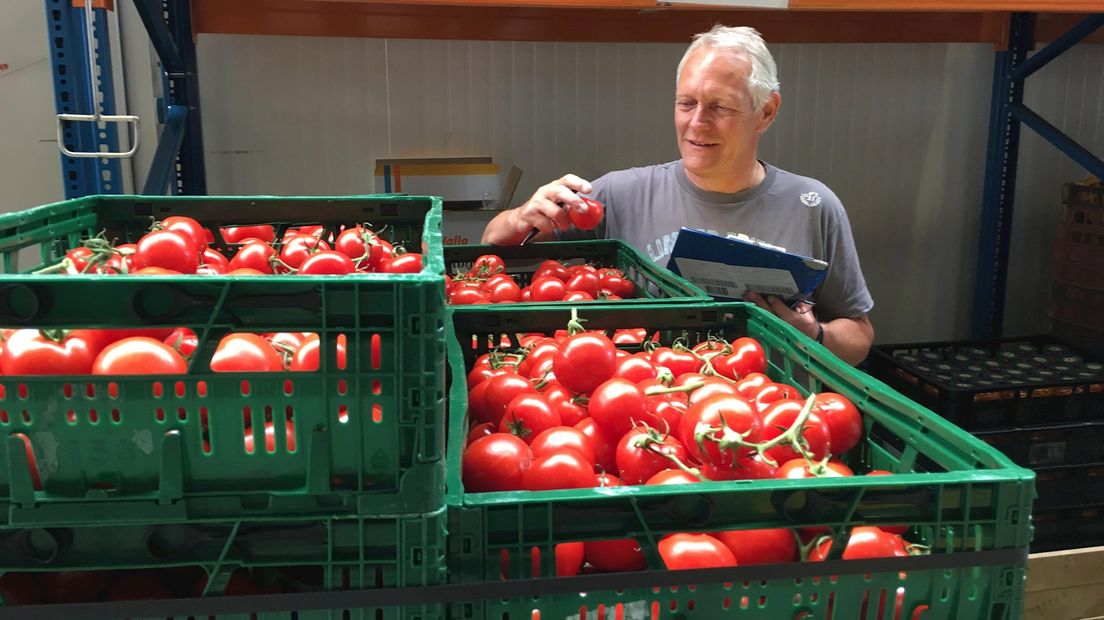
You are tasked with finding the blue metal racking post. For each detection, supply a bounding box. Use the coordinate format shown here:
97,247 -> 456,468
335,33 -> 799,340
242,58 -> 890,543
972,12 -> 1104,339
45,0 -> 125,198
133,0 -> 206,195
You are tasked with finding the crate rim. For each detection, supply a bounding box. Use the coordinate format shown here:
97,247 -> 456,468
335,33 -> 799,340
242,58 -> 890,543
0,193 -> 447,279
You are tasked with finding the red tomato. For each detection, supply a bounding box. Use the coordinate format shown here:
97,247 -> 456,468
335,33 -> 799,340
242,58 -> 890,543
498,393 -> 562,443
679,393 -> 761,470
714,337 -> 767,379
569,197 -> 604,230
562,290 -> 594,302
163,327 -> 199,359
451,287 -> 493,305
522,449 -> 595,491
752,382 -> 802,413
759,399 -> 833,463
616,429 -> 689,485
555,542 -> 586,577
544,385 -> 589,426
813,392 -> 864,455
470,254 -> 506,277
462,433 -> 532,493
610,355 -> 658,383
600,272 -> 636,298
488,279 -> 523,303
776,458 -> 854,479
92,337 -> 188,375
289,334 -> 347,372
378,253 -> 423,273
529,426 -> 596,465
201,248 -> 230,270
584,539 -> 646,573
227,242 -> 276,274
809,526 -> 909,561
646,469 -> 701,485
553,332 -> 617,395
734,372 -> 771,398
612,328 -> 647,345
658,534 -> 738,570
712,528 -> 797,565
533,260 -> 569,282
210,333 -> 284,372
0,329 -> 99,375
160,216 -> 208,253
298,250 -> 355,275
479,374 -> 537,426
64,247 -> 95,273
133,230 -> 199,274
334,226 -> 383,268
466,422 -> 497,446
588,378 -> 649,443
575,418 -> 618,474
226,267 -> 266,276
652,347 -> 701,377
221,225 -> 276,244
280,235 -> 330,270
529,276 -> 567,302
564,272 -> 601,297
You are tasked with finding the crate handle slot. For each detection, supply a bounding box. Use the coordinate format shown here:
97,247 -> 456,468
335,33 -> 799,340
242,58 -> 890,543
13,527 -> 70,564
0,284 -> 51,324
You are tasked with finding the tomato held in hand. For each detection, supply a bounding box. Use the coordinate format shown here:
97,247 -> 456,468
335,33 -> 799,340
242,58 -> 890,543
568,197 -> 605,231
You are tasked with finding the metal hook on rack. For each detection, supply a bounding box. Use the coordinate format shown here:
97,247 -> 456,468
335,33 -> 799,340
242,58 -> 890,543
55,0 -> 139,159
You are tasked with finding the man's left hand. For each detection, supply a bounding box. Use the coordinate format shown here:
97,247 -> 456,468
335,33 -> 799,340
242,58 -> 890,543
745,291 -> 818,339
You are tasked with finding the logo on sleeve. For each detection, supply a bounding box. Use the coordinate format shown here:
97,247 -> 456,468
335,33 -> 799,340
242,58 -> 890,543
799,191 -> 822,207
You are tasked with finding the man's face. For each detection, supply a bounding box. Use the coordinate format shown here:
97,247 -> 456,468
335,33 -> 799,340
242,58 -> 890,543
675,48 -> 777,191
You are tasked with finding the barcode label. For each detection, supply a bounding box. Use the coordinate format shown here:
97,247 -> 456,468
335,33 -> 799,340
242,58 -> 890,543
751,284 -> 797,297
695,276 -> 739,288
705,284 -> 736,296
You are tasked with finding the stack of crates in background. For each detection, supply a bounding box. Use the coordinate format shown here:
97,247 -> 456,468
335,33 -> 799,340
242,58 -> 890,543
447,302 -> 1034,619
867,336 -> 1104,551
0,195 -> 449,618
1051,180 -> 1104,356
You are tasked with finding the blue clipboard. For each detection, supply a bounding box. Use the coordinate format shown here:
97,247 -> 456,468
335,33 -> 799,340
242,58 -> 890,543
666,228 -> 828,307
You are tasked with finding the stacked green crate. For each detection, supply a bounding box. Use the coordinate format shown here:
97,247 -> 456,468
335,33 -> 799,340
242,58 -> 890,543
445,302 -> 1035,619
0,195 -> 449,617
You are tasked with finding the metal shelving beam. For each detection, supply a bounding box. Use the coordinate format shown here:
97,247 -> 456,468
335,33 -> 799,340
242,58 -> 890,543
133,0 -> 206,195
972,12 -> 1104,340
45,0 -> 125,198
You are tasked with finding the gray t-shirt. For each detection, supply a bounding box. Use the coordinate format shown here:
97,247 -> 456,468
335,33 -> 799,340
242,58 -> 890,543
566,160 -> 873,320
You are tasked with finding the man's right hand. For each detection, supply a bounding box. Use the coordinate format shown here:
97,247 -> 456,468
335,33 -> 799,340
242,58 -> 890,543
482,174 -> 594,245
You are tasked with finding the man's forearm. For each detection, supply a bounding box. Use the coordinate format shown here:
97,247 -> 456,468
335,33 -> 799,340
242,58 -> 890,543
821,316 -> 874,366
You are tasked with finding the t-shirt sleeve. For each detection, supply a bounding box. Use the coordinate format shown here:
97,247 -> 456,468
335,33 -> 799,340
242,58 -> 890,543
815,192 -> 874,320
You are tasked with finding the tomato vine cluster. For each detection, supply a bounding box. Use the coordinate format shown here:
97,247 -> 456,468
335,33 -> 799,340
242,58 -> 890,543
40,216 -> 423,276
447,255 -> 637,305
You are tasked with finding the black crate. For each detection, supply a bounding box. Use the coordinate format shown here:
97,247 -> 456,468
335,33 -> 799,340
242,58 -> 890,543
1034,464 -> 1104,510
975,422 -> 1104,468
866,335 -> 1104,431
1031,504 -> 1104,552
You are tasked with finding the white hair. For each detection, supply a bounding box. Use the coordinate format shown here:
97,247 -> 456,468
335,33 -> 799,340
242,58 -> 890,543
677,25 -> 780,111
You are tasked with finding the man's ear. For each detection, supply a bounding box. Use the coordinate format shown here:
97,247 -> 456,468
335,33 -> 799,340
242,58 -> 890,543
757,92 -> 781,133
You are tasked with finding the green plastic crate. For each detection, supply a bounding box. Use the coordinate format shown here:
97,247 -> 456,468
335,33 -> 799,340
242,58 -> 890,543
0,195 -> 448,525
444,239 -> 709,305
0,508 -> 447,619
444,302 -> 1035,620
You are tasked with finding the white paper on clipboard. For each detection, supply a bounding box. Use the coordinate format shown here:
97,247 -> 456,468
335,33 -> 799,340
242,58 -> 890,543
673,257 -> 799,300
